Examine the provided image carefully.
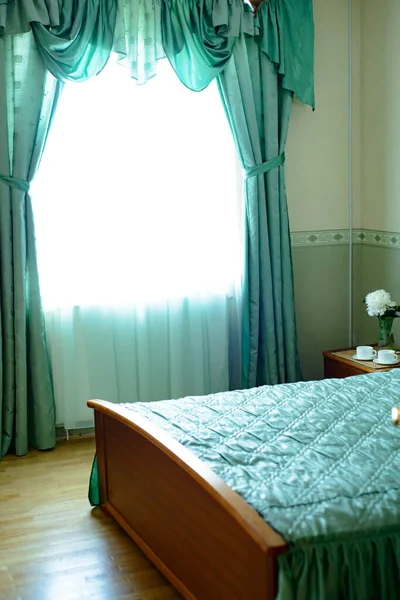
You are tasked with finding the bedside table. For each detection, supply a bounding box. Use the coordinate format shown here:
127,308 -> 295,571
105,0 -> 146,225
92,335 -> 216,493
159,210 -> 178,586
323,347 -> 400,379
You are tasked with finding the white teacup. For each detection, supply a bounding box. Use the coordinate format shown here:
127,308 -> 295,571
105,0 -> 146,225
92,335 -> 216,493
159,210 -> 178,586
377,349 -> 398,364
356,346 -> 377,360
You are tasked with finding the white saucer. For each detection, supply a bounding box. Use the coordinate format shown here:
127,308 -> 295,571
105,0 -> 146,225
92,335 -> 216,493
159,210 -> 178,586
373,357 -> 399,366
352,354 -> 375,361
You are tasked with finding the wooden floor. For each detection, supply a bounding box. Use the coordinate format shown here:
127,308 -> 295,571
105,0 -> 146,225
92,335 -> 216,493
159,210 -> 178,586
0,436 -> 181,600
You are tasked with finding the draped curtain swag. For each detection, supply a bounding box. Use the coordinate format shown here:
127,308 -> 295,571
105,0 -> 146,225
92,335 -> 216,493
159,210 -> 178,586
0,0 -> 314,454
1,1 -> 314,106
113,0 -> 315,107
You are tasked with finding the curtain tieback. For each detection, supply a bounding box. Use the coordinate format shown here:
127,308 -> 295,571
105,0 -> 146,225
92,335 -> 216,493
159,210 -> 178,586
244,151 -> 285,178
0,173 -> 30,193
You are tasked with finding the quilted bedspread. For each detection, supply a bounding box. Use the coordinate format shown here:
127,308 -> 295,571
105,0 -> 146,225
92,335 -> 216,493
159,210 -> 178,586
89,370 -> 400,598
116,370 -> 400,542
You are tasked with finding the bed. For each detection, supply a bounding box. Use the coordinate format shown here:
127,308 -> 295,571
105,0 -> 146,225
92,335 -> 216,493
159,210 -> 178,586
88,370 -> 400,600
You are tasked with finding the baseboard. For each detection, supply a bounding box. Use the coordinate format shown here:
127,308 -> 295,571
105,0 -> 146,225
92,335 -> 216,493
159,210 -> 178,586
56,425 -> 95,439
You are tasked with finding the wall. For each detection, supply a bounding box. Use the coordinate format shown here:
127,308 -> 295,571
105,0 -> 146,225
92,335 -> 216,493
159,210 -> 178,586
360,0 -> 400,232
276,0 -> 400,380
286,0 -> 359,380
352,0 -> 400,347
353,243 -> 400,346
287,0 -> 351,232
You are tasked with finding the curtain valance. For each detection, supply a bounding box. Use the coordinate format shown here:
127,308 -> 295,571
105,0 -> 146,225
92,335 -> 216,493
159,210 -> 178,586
114,0 -> 315,107
0,0 -> 60,35
31,0 -> 117,81
1,0 -> 314,107
1,1 -> 117,82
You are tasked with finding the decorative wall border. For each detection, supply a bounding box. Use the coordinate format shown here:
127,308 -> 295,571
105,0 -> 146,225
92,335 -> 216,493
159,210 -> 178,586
291,229 -> 400,249
353,229 -> 400,249
290,230 -> 350,247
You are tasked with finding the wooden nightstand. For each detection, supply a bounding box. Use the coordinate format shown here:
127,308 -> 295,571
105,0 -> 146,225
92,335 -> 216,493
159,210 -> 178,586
323,347 -> 400,379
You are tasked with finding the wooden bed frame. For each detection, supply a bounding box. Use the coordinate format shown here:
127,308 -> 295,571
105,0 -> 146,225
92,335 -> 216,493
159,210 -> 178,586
88,399 -> 287,600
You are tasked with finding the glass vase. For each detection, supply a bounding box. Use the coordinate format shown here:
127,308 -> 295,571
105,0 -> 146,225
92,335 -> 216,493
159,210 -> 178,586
377,317 -> 396,350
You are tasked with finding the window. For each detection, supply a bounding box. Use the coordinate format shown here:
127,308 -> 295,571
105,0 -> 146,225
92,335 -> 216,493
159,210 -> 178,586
32,58 -> 242,310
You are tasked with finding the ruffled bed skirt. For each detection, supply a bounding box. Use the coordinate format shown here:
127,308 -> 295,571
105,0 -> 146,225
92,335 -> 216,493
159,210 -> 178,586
278,526 -> 400,600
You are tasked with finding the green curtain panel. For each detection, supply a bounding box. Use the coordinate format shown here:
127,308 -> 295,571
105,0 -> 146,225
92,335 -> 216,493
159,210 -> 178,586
218,34 -> 302,386
0,32 -> 59,457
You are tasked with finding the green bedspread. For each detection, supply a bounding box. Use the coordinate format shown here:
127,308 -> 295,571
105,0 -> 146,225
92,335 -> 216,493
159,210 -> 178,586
89,371 -> 400,599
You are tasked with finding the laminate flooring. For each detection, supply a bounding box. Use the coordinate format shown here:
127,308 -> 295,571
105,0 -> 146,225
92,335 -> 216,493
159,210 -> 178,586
0,436 -> 181,600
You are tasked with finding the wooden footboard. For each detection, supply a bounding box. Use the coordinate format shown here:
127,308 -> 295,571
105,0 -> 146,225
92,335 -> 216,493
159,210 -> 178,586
88,400 -> 287,600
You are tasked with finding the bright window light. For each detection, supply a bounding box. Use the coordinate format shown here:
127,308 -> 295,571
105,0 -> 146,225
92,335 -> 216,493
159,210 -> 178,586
32,58 -> 243,309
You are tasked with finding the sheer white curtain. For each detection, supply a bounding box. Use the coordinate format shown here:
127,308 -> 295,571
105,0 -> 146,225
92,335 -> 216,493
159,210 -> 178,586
32,57 -> 243,431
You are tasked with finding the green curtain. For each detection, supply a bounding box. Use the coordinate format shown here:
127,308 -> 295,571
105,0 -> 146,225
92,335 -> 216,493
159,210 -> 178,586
217,35 -> 301,386
0,1 -> 119,456
0,32 -> 61,456
0,0 -> 314,455
111,0 -> 314,386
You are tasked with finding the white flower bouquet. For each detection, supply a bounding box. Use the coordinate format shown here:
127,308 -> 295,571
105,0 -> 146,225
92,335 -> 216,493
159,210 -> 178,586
364,289 -> 400,350
364,289 -> 400,318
